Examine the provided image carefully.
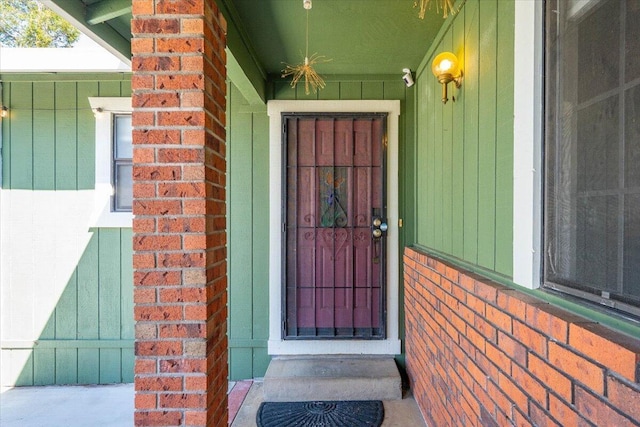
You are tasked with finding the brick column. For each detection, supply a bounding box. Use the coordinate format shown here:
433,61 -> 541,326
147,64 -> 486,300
131,1 -> 227,425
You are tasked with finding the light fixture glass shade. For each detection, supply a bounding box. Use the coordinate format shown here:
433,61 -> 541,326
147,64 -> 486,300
431,52 -> 461,81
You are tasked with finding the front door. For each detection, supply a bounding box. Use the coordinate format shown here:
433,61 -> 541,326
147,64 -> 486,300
283,114 -> 387,339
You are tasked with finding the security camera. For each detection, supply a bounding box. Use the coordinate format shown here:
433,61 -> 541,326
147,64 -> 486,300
402,68 -> 414,87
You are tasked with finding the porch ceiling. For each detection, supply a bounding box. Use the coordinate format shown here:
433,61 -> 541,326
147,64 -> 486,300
44,0 -> 446,99
222,0 -> 446,76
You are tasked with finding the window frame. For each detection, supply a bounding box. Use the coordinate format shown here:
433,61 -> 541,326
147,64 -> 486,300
88,97 -> 133,228
542,0 -> 640,317
112,114 -> 133,212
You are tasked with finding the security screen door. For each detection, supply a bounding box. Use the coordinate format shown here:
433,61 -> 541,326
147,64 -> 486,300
283,114 -> 387,339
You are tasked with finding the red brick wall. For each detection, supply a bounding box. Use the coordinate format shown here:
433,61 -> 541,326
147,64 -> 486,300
404,247 -> 640,427
131,1 -> 228,425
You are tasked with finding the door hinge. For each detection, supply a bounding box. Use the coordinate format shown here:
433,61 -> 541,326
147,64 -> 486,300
282,222 -> 286,233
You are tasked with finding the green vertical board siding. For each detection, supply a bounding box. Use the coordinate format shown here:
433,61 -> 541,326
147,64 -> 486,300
10,83 -> 33,189
98,81 -> 123,97
33,83 -> 55,190
14,352 -> 34,386
78,349 -> 100,384
100,349 -> 122,383
1,76 -> 134,386
339,81 -> 362,99
227,82 -> 273,380
230,348 -> 253,380
252,113 -> 270,342
99,230 -> 122,340
55,82 -> 78,190
229,86 -> 254,342
272,80 -> 296,100
33,349 -> 55,385
463,0 -> 480,264
77,234 -> 100,339
476,0 -> 498,270
362,82 -> 384,100
451,7 -> 466,259
55,348 -> 78,384
33,111 -> 56,190
227,84 -> 258,380
77,82 -> 99,190
414,0 -> 513,279
494,1 -> 515,277
1,87 -> 10,185
416,74 -> 431,245
120,228 -> 134,341
319,82 -> 340,100
441,32 -> 454,255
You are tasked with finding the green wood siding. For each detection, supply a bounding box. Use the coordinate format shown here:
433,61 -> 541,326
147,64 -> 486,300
414,0 -> 514,278
227,77 -> 414,379
0,75 -> 134,386
227,83 -> 269,380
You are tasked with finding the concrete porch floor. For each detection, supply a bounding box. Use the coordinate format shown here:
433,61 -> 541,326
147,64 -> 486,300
0,381 -> 426,426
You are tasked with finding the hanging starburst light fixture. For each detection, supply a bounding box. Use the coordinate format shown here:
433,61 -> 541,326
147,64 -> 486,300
282,0 -> 330,94
414,0 -> 458,19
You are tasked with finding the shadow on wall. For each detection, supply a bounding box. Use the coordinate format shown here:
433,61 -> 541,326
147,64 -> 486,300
0,190 -> 133,386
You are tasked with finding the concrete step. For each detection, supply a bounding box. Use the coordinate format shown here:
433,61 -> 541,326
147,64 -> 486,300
263,356 -> 402,402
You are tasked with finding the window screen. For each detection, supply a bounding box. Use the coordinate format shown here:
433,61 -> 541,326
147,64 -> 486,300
544,0 -> 640,315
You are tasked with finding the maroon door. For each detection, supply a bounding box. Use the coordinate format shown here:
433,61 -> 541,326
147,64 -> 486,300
283,114 -> 386,339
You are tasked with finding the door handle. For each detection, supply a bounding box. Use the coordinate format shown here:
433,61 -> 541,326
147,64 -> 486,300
372,217 -> 388,239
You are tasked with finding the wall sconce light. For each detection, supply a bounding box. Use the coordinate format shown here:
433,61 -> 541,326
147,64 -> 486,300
1,106 -> 8,118
432,52 -> 463,104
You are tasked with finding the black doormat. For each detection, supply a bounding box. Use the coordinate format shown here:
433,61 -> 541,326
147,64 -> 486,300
257,400 -> 384,427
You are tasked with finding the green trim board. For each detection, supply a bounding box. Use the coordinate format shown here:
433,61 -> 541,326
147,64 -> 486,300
43,0 -> 131,64
0,73 -> 131,82
217,0 -> 268,104
1,340 -> 133,349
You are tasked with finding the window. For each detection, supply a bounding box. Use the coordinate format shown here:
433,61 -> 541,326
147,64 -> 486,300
113,114 -> 133,211
88,97 -> 133,227
544,0 -> 640,316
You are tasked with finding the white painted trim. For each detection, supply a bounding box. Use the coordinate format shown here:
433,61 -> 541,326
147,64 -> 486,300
88,97 -> 133,228
0,47 -> 130,72
267,100 -> 401,355
512,1 -> 544,289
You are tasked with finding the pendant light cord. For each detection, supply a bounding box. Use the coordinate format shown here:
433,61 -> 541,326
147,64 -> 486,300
305,9 -> 309,60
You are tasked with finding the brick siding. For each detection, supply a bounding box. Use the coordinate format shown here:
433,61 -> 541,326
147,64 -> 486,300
131,1 -> 228,425
404,247 -> 640,427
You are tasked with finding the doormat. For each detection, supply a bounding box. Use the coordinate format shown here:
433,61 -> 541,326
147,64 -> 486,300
256,400 -> 384,427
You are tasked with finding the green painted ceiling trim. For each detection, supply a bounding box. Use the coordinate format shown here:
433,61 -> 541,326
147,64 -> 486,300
227,47 -> 266,105
0,72 -> 131,82
86,0 -> 132,25
216,0 -> 267,105
43,0 -> 131,64
413,244 -> 640,340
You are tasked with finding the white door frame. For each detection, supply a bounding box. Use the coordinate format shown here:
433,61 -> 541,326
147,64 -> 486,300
267,100 -> 401,355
